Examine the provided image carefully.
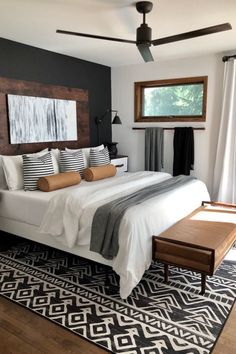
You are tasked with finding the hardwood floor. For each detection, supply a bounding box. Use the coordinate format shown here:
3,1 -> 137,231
0,235 -> 235,353
212,302 -> 236,354
0,296 -> 235,354
0,296 -> 108,354
0,235 -> 108,354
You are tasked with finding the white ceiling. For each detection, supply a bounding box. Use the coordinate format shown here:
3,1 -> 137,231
1,0 -> 236,67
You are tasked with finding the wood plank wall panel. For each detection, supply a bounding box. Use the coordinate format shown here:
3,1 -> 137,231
0,76 -> 90,155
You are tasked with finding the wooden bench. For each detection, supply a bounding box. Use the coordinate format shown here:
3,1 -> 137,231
152,201 -> 236,294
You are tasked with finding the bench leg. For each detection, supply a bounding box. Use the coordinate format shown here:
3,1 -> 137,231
164,264 -> 169,283
200,274 -> 207,295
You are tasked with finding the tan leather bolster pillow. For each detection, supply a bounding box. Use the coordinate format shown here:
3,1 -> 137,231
84,164 -> 116,182
38,172 -> 81,192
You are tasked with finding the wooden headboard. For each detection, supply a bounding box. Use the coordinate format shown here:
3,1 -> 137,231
0,76 -> 90,155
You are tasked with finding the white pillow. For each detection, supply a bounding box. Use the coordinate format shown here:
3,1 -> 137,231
2,149 -> 48,191
0,157 -> 8,190
66,145 -> 104,168
50,148 -> 60,173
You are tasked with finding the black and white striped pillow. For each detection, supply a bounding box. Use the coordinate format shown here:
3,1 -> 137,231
23,152 -> 54,191
90,147 -> 110,167
59,150 -> 85,177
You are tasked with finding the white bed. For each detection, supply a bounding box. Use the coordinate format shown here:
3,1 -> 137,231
0,171 -> 210,299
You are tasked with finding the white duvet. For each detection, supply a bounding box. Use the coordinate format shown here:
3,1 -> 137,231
40,171 -> 210,299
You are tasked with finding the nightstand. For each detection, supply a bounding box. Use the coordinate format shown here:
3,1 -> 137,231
110,155 -> 128,176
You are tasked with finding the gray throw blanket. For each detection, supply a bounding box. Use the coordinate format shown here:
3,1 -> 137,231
90,175 -> 195,259
145,128 -> 164,172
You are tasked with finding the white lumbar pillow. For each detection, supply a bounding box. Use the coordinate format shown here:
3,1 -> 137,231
2,149 -> 48,191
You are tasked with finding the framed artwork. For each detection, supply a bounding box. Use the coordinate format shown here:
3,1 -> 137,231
7,94 -> 77,144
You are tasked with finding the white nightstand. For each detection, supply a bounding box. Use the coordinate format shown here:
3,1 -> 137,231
110,155 -> 128,176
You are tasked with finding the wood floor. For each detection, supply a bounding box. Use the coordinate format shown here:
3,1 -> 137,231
0,297 -> 108,354
0,236 -> 235,353
0,297 -> 235,354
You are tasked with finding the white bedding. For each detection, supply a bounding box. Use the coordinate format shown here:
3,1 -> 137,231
0,185 -> 79,226
40,171 -> 210,299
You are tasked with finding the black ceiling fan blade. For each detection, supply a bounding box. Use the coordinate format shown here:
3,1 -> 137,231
137,44 -> 154,62
56,29 -> 136,44
152,23 -> 232,46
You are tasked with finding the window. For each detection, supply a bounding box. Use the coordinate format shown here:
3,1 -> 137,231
134,76 -> 207,122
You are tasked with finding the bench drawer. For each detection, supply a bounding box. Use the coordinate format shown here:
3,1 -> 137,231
153,238 -> 213,273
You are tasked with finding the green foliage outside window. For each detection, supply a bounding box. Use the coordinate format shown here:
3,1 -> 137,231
135,76 -> 207,122
143,84 -> 203,117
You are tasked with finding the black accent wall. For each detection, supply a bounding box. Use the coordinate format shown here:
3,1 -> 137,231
0,37 -> 111,146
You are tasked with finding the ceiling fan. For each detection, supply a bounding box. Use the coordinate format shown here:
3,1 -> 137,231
56,1 -> 232,63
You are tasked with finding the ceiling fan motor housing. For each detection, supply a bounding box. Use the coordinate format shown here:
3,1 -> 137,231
136,24 -> 152,45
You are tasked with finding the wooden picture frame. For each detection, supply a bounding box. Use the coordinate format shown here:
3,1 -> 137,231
134,76 -> 208,123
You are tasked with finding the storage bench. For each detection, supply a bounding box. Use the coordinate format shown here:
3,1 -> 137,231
152,201 -> 236,294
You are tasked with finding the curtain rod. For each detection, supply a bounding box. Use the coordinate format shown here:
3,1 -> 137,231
222,54 -> 236,62
132,127 -> 205,131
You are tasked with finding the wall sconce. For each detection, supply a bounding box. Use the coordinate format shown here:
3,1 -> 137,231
95,109 -> 122,145
111,110 -> 122,125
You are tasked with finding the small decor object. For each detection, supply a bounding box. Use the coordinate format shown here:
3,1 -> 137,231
7,94 -> 77,144
84,165 -> 116,182
106,142 -> 118,158
38,172 -> 81,192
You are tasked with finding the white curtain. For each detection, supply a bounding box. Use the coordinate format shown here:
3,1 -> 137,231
213,59 -> 236,203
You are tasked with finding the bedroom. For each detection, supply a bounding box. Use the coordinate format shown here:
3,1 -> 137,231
0,0 -> 236,353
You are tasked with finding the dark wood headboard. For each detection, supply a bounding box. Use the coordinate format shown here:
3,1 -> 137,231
0,76 -> 90,155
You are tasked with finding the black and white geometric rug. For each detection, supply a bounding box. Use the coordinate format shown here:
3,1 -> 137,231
0,241 -> 235,354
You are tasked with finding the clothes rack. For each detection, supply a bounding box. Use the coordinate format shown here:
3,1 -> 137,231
132,127 -> 205,131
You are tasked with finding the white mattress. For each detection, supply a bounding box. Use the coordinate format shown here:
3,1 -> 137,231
0,174 -> 136,226
0,184 -> 80,226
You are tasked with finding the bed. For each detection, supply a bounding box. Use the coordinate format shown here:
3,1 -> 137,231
0,77 -> 210,298
0,169 -> 210,299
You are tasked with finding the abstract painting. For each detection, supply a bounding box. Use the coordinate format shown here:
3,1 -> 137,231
7,94 -> 77,144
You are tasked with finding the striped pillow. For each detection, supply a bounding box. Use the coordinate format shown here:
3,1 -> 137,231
23,152 -> 54,191
90,147 -> 110,167
59,150 -> 85,177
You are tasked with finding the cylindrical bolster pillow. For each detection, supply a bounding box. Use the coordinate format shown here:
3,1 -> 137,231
38,172 -> 81,192
84,164 -> 116,182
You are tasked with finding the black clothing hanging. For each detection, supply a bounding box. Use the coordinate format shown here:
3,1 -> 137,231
173,127 -> 194,176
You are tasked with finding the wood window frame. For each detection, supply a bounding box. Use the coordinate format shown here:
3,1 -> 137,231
134,76 -> 208,122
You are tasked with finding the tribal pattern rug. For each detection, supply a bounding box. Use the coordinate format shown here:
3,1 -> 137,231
0,241 -> 235,354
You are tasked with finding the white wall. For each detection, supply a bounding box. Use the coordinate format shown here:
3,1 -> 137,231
111,54 -> 224,195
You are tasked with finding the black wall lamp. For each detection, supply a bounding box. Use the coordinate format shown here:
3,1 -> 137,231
95,109 -> 122,145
